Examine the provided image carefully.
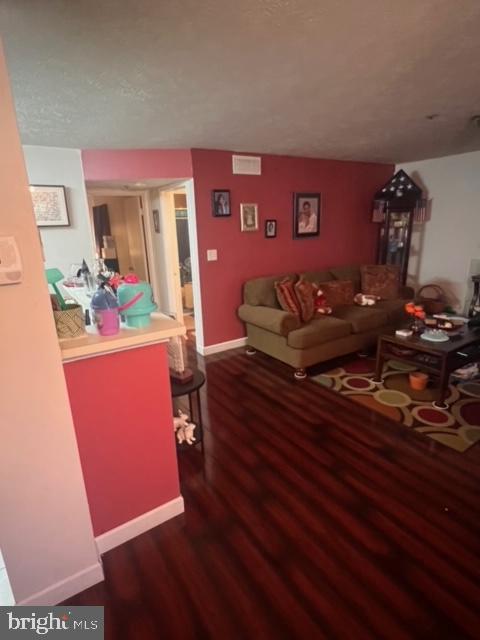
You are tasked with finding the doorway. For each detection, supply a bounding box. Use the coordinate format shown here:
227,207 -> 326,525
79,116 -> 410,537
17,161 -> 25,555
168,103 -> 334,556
174,191 -> 195,334
88,193 -> 150,281
86,179 -> 204,351
145,180 -> 203,349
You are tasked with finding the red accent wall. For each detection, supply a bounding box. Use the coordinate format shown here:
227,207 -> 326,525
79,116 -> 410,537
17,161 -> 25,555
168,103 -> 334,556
64,343 -> 180,536
82,148 -> 193,181
191,149 -> 393,346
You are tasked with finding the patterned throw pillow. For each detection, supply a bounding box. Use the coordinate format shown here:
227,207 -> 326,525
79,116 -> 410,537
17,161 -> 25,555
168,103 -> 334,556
275,277 -> 301,317
317,280 -> 354,308
294,276 -> 315,323
361,265 -> 400,300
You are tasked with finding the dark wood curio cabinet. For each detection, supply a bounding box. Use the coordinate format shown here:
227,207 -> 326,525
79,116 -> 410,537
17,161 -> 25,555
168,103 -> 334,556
372,169 -> 426,285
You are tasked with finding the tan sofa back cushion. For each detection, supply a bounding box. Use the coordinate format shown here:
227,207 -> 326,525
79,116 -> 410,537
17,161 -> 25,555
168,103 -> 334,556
300,270 -> 334,284
244,273 -> 296,307
329,265 -> 362,293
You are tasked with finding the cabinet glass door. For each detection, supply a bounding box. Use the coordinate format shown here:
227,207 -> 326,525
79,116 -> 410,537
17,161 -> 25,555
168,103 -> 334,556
385,211 -> 411,280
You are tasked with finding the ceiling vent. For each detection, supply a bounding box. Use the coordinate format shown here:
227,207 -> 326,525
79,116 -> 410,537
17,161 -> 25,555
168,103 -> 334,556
232,155 -> 261,175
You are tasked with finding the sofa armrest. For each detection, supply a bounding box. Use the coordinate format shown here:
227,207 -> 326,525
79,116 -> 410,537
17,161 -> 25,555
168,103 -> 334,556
238,304 -> 301,336
399,285 -> 415,300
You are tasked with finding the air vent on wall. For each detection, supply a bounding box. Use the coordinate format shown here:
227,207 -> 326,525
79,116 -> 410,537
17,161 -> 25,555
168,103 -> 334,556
232,155 -> 262,175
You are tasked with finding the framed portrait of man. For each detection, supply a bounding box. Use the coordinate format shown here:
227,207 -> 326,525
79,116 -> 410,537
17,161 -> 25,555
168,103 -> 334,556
293,193 -> 321,238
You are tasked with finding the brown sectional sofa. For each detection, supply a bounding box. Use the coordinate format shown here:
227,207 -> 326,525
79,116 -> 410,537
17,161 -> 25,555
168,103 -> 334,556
238,265 -> 414,377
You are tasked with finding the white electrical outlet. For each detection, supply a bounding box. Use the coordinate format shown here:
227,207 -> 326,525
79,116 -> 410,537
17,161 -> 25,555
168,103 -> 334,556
0,236 -> 22,285
207,249 -> 218,262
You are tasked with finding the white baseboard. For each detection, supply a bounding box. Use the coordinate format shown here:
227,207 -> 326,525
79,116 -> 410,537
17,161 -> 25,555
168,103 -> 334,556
198,336 -> 247,356
17,562 -> 104,606
95,496 -> 184,555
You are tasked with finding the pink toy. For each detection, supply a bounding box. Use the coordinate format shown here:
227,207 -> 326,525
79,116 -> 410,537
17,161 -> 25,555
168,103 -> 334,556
123,273 -> 140,284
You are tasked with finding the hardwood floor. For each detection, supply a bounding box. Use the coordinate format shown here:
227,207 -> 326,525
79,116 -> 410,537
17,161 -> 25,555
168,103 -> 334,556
64,347 -> 480,639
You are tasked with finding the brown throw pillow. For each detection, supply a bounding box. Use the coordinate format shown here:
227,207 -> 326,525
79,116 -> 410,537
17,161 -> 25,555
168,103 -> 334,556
275,277 -> 301,317
294,276 -> 315,323
361,265 -> 399,300
317,280 -> 354,308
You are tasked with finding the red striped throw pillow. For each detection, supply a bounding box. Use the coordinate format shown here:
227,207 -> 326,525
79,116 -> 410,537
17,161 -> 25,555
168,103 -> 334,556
274,277 -> 301,317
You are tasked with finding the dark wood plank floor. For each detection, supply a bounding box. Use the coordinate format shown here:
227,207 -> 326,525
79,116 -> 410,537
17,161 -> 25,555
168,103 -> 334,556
64,347 -> 480,639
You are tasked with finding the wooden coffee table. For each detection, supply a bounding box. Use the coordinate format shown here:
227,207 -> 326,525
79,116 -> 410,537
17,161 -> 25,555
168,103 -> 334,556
373,327 -> 480,409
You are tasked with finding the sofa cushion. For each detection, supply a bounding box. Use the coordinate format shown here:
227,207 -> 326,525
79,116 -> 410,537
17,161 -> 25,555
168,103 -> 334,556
361,264 -> 400,300
318,280 -> 355,308
300,270 -> 334,284
238,304 -> 301,336
329,265 -> 362,293
244,273 -> 296,307
287,316 -> 352,349
275,277 -> 301,316
294,276 -> 315,323
332,305 -> 388,333
376,299 -> 407,324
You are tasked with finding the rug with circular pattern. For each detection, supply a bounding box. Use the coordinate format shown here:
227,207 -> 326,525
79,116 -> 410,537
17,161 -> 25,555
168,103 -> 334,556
311,358 -> 480,452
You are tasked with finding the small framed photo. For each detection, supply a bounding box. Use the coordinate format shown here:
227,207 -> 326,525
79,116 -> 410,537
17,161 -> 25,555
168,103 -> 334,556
30,185 -> 70,227
212,190 -> 231,217
293,193 -> 321,238
240,203 -> 258,232
265,219 -> 277,238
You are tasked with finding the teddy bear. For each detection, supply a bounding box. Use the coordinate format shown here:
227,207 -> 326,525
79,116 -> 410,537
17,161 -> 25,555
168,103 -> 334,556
173,409 -> 197,445
354,293 -> 380,306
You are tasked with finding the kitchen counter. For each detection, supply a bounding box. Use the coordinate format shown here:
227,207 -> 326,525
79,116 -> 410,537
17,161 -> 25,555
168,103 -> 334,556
62,312 -> 186,551
60,313 -> 185,362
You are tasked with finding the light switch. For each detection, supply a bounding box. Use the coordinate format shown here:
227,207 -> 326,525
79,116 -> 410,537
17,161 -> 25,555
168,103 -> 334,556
207,249 -> 218,262
0,236 -> 22,285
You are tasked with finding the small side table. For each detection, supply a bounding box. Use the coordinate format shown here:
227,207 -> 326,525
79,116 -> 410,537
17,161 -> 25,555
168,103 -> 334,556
171,370 -> 205,451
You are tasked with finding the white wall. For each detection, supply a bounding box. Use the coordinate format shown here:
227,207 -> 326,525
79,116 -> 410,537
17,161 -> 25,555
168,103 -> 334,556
0,44 -> 103,605
22,145 -> 94,278
397,150 -> 480,312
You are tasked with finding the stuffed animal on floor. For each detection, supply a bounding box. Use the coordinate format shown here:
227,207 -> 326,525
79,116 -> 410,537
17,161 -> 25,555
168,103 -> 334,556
312,284 -> 332,315
173,409 -> 197,445
354,293 -> 380,306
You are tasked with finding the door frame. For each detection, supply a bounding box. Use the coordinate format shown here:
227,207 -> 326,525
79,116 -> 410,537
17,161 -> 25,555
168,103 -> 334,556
143,179 -> 204,351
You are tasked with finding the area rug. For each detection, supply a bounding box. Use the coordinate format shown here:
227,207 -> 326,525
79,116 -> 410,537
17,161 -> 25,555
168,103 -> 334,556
311,357 -> 480,452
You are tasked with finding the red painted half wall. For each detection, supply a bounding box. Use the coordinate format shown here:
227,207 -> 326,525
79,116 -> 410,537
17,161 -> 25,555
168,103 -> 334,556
191,149 -> 393,346
82,148 -> 193,181
64,343 -> 180,536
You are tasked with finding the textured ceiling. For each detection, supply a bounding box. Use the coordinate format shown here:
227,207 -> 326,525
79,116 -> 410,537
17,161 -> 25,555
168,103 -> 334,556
1,0 -> 480,162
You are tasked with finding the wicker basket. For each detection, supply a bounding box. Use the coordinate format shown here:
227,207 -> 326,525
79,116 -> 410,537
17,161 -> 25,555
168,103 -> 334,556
416,284 -> 447,315
53,304 -> 85,339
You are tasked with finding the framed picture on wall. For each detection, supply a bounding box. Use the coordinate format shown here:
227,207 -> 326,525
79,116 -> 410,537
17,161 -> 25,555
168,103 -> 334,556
30,185 -> 70,227
240,203 -> 258,232
293,192 -> 321,238
265,219 -> 277,238
212,190 -> 231,217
